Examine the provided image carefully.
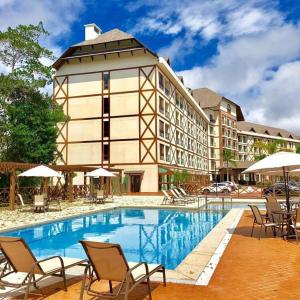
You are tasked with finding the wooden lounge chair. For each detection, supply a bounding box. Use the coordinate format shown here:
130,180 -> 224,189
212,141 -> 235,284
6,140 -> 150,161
0,237 -> 86,299
291,208 -> 300,244
79,241 -> 166,300
248,205 -> 278,239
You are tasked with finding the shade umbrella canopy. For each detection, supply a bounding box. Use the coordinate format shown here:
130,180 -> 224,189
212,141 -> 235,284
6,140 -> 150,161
242,152 -> 300,174
85,168 -> 115,177
18,165 -> 63,177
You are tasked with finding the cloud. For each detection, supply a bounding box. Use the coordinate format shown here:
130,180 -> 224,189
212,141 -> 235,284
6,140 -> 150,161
0,0 -> 85,62
0,0 -> 85,93
177,23 -> 300,133
129,0 -> 282,39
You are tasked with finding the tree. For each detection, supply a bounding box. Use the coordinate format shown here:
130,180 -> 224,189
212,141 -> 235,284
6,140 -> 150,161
173,170 -> 190,186
0,75 -> 65,164
222,149 -> 236,181
296,144 -> 300,154
252,139 -> 288,161
0,22 -> 54,88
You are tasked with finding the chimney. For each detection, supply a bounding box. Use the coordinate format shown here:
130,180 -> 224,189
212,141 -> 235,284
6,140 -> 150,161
84,23 -> 101,40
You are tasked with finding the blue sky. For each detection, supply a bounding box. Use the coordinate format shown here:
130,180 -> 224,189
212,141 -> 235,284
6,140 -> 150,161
1,0 -> 300,133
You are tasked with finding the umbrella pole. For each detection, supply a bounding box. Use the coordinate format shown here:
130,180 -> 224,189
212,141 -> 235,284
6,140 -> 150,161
283,167 -> 290,212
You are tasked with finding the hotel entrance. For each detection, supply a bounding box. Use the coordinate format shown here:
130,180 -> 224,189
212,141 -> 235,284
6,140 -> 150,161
130,175 -> 141,192
125,171 -> 144,193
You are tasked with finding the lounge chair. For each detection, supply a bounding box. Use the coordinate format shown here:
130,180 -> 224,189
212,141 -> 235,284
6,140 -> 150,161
93,189 -> 106,204
291,208 -> 300,244
169,189 -> 188,205
248,205 -> 278,239
17,194 -> 25,208
0,237 -> 86,299
79,241 -> 166,300
174,188 -> 196,203
32,195 -> 47,212
161,190 -> 173,205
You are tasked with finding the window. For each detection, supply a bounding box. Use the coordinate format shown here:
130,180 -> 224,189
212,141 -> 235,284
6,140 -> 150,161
166,146 -> 170,162
159,144 -> 165,160
227,104 -> 231,113
103,72 -> 110,90
103,97 -> 110,114
165,102 -> 170,118
159,97 -> 164,114
103,144 -> 109,161
159,72 -> 164,90
165,80 -> 170,96
165,124 -> 170,140
159,120 -> 164,138
103,121 -> 110,138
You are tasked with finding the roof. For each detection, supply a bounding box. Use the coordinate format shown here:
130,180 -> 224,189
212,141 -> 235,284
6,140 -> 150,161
53,27 -> 157,70
237,121 -> 300,140
73,28 -> 133,47
192,88 -> 245,121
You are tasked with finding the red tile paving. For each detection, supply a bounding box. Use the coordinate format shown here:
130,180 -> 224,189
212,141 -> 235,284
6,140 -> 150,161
13,211 -> 300,299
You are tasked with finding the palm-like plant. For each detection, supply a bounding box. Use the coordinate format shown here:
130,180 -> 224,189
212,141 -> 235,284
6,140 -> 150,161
222,149 -> 237,181
252,140 -> 287,161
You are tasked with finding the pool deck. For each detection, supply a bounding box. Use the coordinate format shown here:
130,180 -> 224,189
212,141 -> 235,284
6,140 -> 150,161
10,210 -> 300,300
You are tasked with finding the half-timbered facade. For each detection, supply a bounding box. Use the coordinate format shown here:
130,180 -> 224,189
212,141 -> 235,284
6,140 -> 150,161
53,24 -> 209,192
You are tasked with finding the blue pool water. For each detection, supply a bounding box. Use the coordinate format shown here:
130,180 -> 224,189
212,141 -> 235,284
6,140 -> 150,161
2,208 -> 227,269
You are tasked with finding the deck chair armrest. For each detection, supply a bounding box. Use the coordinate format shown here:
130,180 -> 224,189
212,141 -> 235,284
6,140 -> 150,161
34,256 -> 65,274
126,262 -> 150,282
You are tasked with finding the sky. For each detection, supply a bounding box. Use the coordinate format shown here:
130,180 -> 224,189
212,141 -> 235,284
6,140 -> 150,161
1,0 -> 300,133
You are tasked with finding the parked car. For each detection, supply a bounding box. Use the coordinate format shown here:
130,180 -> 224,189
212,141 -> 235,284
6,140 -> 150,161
202,183 -> 231,194
263,182 -> 300,196
222,181 -> 238,191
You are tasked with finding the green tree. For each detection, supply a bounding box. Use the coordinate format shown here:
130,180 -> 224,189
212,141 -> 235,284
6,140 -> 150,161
252,139 -> 288,161
296,144 -> 300,154
173,170 -> 190,186
0,75 -> 65,164
0,22 -> 54,88
222,149 -> 236,181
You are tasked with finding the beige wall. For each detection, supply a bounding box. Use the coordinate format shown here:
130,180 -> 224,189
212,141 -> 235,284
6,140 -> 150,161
55,52 -> 157,76
110,141 -> 139,164
68,96 -> 101,119
68,120 -> 101,142
110,117 -> 139,140
68,142 -> 101,164
110,93 -> 139,116
68,73 -> 102,96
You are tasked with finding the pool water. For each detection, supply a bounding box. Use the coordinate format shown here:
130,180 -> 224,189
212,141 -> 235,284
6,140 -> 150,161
3,208 -> 227,270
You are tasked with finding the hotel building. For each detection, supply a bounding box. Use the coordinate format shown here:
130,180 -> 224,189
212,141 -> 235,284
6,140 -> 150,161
53,24 -> 209,193
192,88 -> 244,181
193,88 -> 300,181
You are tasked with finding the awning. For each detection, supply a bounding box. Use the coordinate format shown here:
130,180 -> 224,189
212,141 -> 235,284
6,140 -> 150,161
124,170 -> 144,175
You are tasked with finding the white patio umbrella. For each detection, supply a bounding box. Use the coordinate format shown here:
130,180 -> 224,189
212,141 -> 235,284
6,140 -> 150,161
18,165 -> 63,177
85,168 -> 115,177
243,151 -> 300,211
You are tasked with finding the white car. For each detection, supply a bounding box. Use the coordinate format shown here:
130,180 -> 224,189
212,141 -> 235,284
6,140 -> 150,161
222,181 -> 238,191
202,183 -> 231,194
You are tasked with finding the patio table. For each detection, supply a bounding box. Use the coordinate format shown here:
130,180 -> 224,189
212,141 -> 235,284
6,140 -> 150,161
272,210 -> 296,239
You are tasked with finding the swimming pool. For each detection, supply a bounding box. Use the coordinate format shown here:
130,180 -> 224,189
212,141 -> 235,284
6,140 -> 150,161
2,208 -> 227,270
